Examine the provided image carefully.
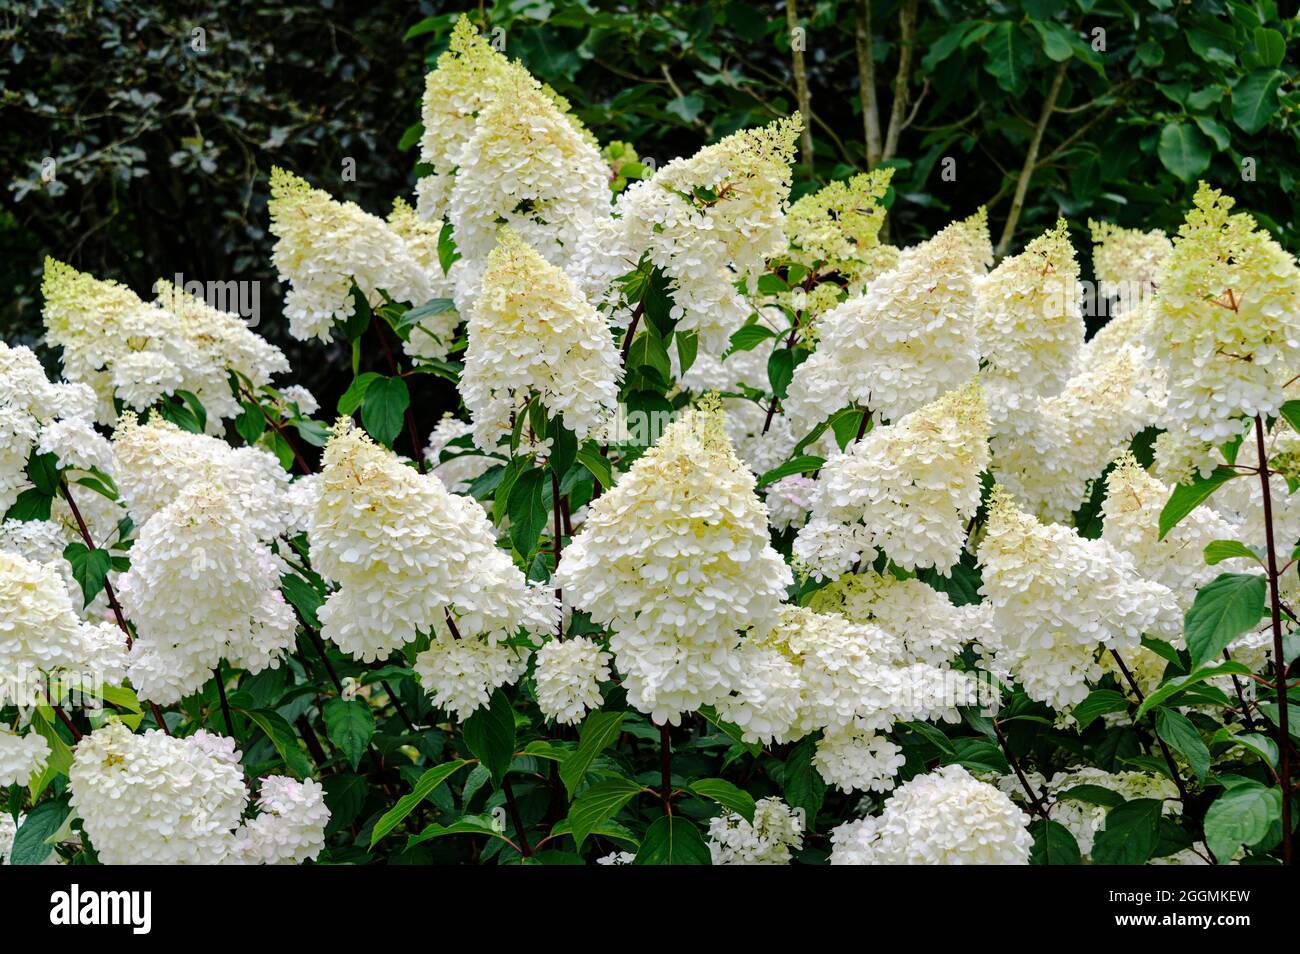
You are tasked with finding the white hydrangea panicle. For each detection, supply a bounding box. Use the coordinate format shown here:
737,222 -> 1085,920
990,344 -> 1160,521
554,399 -> 792,725
814,722 -> 906,794
310,420 -> 555,672
120,480 -> 297,705
533,636 -> 612,725
1101,451 -> 1247,615
112,413 -> 291,539
707,797 -> 804,865
1149,182 -> 1300,443
227,776 -> 329,865
1088,219 -> 1171,308
611,116 -> 802,351
268,167 -> 433,343
783,168 -> 897,294
794,383 -> 988,578
386,197 -> 461,362
424,413 -> 494,493
151,278 -> 290,428
0,726 -> 50,786
414,627 -> 531,720
461,229 -> 622,452
975,488 -> 1170,709
765,474 -> 817,531
829,764 -> 1032,865
69,723 -> 249,865
0,550 -> 95,698
978,219 -> 1085,424
785,225 -> 980,432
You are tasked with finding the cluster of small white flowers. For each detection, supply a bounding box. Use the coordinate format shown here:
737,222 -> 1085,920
112,414 -> 291,540
41,260 -> 286,429
268,167 -> 433,343
765,474 -> 818,531
794,383 -> 988,577
118,480 -> 297,705
813,722 -> 907,794
461,229 -> 622,451
0,339 -> 108,512
605,117 -> 802,352
990,344 -> 1160,521
785,226 -> 980,432
978,220 -> 1085,429
69,723 -> 249,865
555,400 -> 792,724
1149,182 -> 1300,443
830,764 -> 1032,865
0,726 -> 51,786
310,421 -> 554,713
69,722 -> 328,865
595,850 -> 636,865
533,636 -> 612,725
976,488 -> 1171,709
707,797 -> 804,865
226,776 -> 330,865
1088,220 -> 1172,303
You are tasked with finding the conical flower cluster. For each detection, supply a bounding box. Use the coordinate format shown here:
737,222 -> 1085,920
119,480 -> 297,705
794,384 -> 989,577
533,636 -> 612,725
707,797 -> 804,865
1150,182 -> 1300,442
554,401 -> 792,724
978,220 -> 1085,426
783,168 -> 897,292
308,421 -> 555,685
461,229 -> 622,452
268,168 -> 433,342
830,765 -> 1032,865
1088,219 -> 1171,305
976,488 -> 1170,708
784,227 -> 980,431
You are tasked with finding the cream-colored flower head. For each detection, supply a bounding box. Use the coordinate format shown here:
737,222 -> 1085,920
554,398 -> 792,724
785,226 -> 980,431
784,168 -> 897,290
794,382 -> 989,577
461,228 -> 622,452
1088,219 -> 1172,303
268,167 -> 432,342
1149,181 -> 1300,442
979,219 -> 1085,411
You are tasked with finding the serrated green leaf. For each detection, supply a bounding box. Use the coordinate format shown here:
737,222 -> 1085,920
370,760 -> 471,847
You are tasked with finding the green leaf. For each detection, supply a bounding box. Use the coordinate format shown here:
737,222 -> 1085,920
1204,781 -> 1281,862
688,778 -> 756,823
566,776 -> 643,850
727,323 -> 778,354
1184,573 -> 1267,669
676,329 -> 698,377
1030,819 -> 1082,865
1211,729 -> 1278,768
505,467 -> 549,557
27,450 -> 60,495
62,542 -> 112,608
337,372 -> 381,416
369,760 -> 471,847
360,375 -> 410,448
437,222 -> 460,274
1073,689 -> 1130,729
982,21 -> 1035,96
234,400 -> 266,443
174,390 -> 208,434
1091,799 -> 1162,865
1134,660 -> 1253,720
1232,69 -> 1285,135
4,488 -> 54,521
755,272 -> 790,294
576,444 -> 614,491
461,689 -> 515,788
1253,28 -> 1286,69
634,815 -> 711,865
1031,20 -> 1073,62
757,454 -> 825,489
767,347 -> 794,400
1156,123 -> 1212,183
1055,784 -> 1125,809
243,709 -> 312,778
560,710 -> 625,798
1158,466 -> 1237,540
1156,708 -> 1209,781
782,736 -> 826,827
1204,540 -> 1257,566
407,814 -> 510,848
10,796 -> 70,865
280,573 -> 324,628
323,698 -> 375,770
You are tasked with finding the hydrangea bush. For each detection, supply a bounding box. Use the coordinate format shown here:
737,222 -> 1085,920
1,17 -> 1296,867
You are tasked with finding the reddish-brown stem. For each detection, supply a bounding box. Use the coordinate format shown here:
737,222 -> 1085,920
53,704 -> 82,743
502,777 -> 532,857
1254,414 -> 1293,865
618,300 -> 646,369
992,718 -> 1047,820
1111,650 -> 1192,807
550,468 -> 564,637
237,383 -> 313,475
